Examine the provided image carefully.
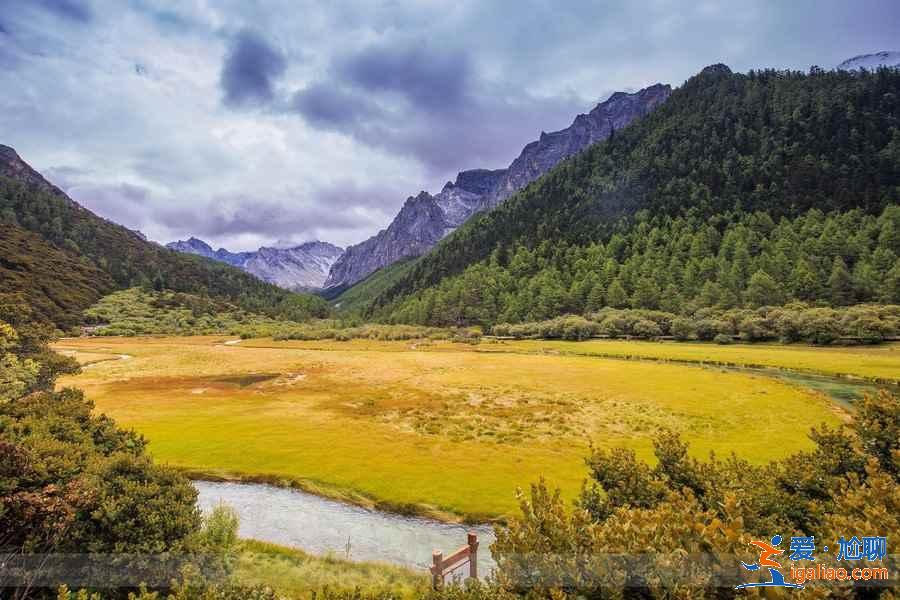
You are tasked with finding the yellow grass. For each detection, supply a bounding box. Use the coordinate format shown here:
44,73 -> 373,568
54,336 -> 850,520
485,339 -> 900,383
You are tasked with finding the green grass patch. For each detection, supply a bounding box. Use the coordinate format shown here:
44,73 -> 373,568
233,539 -> 426,599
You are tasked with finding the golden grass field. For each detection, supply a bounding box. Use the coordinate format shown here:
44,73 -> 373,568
52,336 -> 878,521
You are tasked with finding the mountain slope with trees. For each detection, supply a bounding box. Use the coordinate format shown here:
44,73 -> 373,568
0,147 -> 331,328
364,65 -> 900,323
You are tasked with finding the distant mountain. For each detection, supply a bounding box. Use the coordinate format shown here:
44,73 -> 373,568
166,237 -> 343,291
0,145 -> 330,328
325,83 -> 671,289
836,51 -> 900,71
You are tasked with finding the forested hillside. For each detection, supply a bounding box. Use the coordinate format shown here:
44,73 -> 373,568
0,222 -> 114,329
0,173 -> 330,328
382,206 -> 900,326
366,65 -> 900,323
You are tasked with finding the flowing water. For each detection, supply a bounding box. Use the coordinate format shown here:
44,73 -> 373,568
194,480 -> 497,576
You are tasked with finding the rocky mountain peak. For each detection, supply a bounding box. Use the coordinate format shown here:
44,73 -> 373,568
699,63 -> 732,76
454,169 -> 507,196
0,144 -> 71,201
167,237 -> 343,291
324,81 -> 672,290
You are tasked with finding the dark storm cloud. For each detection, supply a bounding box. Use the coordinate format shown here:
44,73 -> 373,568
285,36 -> 584,173
336,40 -> 472,112
220,30 -> 286,107
290,82 -> 384,129
35,0 -> 93,22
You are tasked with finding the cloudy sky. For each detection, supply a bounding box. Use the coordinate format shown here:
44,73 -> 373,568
1,1 -> 897,250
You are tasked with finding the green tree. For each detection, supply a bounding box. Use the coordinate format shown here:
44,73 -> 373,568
745,269 -> 782,307
630,277 -> 659,309
827,256 -> 853,305
790,258 -> 821,301
586,282 -> 606,312
605,278 -> 629,309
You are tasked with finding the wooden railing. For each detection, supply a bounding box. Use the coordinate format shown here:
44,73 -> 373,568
431,533 -> 479,588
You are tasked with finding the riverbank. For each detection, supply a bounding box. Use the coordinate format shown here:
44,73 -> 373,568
196,480 -> 497,572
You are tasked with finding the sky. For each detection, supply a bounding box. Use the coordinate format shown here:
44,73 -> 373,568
1,1 -> 898,251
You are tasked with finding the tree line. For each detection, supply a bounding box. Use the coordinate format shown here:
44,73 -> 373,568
380,206 -> 900,328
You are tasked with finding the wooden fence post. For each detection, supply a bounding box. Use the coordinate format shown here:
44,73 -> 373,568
432,551 -> 443,589
467,532 -> 478,580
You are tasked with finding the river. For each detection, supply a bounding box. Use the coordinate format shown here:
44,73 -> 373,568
194,480 -> 497,575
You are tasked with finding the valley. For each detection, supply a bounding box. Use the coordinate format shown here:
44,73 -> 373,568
3,5 -> 900,594
52,335 -> 868,521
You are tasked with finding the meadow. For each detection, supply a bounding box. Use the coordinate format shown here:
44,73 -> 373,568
50,335 -> 872,521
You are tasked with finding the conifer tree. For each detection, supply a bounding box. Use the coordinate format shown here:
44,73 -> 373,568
606,278 -> 629,309
745,269 -> 782,307
827,257 -> 853,305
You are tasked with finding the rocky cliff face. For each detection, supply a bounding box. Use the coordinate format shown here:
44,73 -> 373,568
325,83 -> 671,289
167,238 -> 343,291
486,83 -> 671,207
325,192 -> 447,287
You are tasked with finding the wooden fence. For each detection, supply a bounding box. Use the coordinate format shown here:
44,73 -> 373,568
431,533 -> 479,588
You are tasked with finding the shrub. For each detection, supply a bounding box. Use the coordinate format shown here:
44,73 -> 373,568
738,316 -> 776,341
713,333 -> 733,345
670,317 -> 694,341
798,308 -> 841,345
598,314 -> 628,339
694,319 -> 720,341
631,319 -> 662,339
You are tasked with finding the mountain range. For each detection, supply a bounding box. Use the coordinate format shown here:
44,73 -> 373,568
166,238 -> 343,291
323,83 -> 672,290
169,51 -> 899,296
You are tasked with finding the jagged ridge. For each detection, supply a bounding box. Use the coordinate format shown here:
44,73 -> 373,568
325,83 -> 671,289
166,238 -> 343,291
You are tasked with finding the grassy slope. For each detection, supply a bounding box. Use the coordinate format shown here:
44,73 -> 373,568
54,336 -> 850,520
234,540 -> 425,599
0,222 -> 113,328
